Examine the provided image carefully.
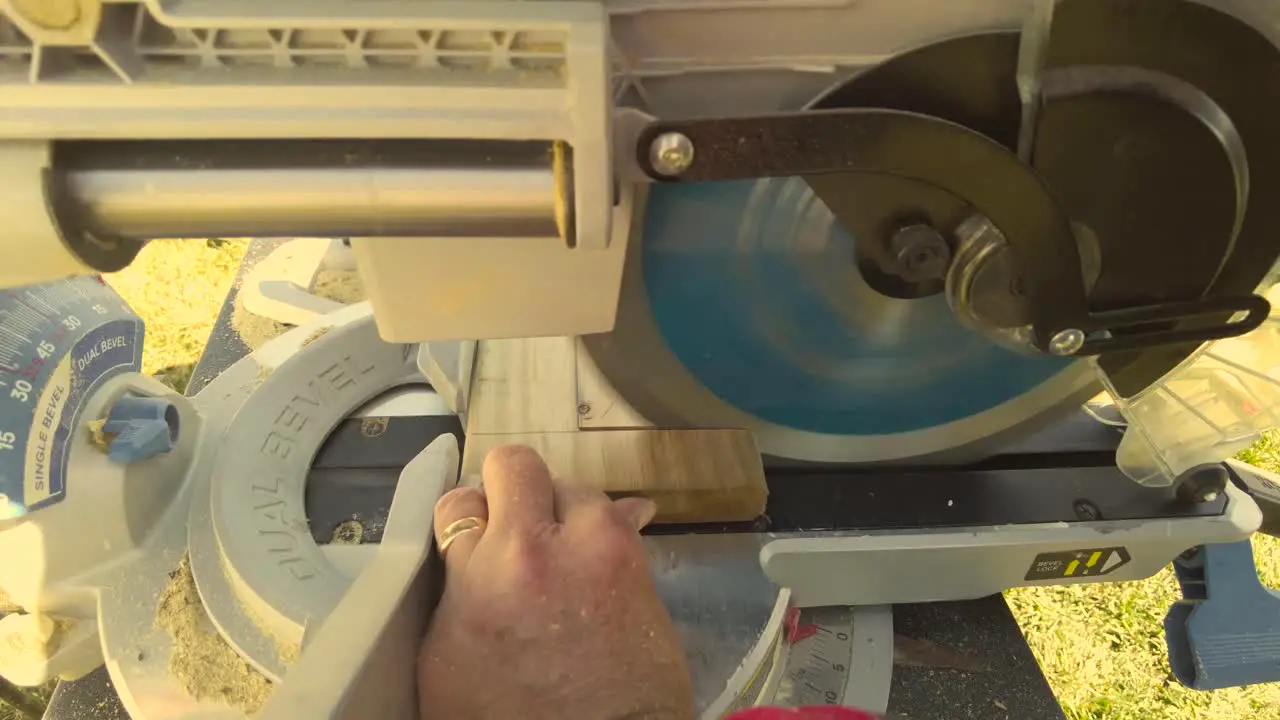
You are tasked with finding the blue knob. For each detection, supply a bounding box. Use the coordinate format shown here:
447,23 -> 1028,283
102,396 -> 180,463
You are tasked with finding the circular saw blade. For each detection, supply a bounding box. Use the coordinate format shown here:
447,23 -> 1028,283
583,182 -> 1098,465
644,177 -> 1074,436
623,177 -> 1096,463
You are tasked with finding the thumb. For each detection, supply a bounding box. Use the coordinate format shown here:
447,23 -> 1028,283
611,496 -> 659,531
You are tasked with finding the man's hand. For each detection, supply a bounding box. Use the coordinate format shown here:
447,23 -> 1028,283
418,445 -> 694,720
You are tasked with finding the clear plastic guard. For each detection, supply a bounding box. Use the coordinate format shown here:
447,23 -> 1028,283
1098,285 -> 1280,486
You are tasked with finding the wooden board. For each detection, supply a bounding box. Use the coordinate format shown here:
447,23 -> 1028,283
465,337 -> 579,436
461,429 -> 767,524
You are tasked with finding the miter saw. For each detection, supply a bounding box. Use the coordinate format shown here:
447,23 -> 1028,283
4,0 -> 1280,718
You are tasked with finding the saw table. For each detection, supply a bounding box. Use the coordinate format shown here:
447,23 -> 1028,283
35,241 -> 1178,720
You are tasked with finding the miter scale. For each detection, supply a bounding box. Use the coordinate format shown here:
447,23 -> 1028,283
4,0 -> 1280,718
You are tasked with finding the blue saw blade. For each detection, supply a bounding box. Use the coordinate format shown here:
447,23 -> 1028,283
640,177 -> 1091,451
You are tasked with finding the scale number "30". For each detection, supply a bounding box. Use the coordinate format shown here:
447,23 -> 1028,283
9,379 -> 32,404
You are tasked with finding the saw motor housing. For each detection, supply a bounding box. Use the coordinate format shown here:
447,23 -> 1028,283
0,0 -> 1264,339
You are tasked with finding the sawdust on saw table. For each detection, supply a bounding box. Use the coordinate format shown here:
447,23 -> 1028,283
301,326 -> 332,348
231,297 -> 288,352
255,364 -> 275,387
313,268 -> 365,305
6,238 -> 1276,720
331,519 -> 365,545
155,555 -> 273,714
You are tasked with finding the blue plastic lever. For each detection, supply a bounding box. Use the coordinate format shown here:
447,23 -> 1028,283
1165,540 -> 1280,690
102,395 -> 179,463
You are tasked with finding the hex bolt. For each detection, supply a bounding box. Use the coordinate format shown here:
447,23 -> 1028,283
649,132 -> 695,177
889,224 -> 952,282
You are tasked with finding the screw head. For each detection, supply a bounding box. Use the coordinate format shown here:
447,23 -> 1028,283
649,132 -> 695,177
1049,328 -> 1086,356
1073,499 -> 1101,521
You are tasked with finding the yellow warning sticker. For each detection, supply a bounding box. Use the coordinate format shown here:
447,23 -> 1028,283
1025,547 -> 1131,581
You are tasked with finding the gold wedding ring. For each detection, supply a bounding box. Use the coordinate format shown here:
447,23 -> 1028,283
438,516 -> 487,555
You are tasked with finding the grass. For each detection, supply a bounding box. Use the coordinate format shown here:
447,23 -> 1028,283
0,680 -> 53,720
1006,534 -> 1280,719
1007,411 -> 1280,719
103,239 -> 249,393
3,239 -> 1279,719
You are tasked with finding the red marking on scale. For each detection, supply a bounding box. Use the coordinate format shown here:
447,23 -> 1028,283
785,607 -> 819,644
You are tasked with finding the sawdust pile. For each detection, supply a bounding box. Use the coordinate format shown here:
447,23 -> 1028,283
312,269 -> 366,304
330,520 -> 365,545
255,364 -> 274,387
50,617 -> 76,654
276,637 -> 300,667
156,556 -> 273,713
87,419 -> 112,452
0,586 -> 18,613
301,327 -> 332,348
232,295 -> 289,351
